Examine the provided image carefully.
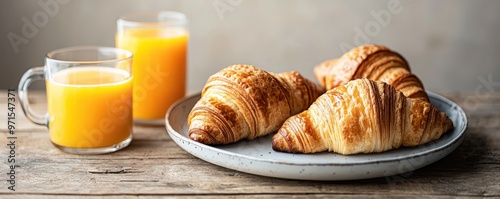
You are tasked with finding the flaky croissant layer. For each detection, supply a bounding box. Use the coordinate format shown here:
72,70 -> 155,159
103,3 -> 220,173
314,44 -> 429,101
272,79 -> 453,155
188,64 -> 325,145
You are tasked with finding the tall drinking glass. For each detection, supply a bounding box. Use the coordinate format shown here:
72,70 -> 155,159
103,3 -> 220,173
116,11 -> 188,125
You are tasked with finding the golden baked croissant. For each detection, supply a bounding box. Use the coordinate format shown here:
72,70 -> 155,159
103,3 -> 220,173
188,64 -> 325,145
314,44 -> 429,101
272,79 -> 453,155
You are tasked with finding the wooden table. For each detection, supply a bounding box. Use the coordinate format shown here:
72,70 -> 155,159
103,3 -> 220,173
1,90 -> 498,198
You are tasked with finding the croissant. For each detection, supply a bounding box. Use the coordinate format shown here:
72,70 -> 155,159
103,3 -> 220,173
314,44 -> 429,101
188,64 -> 325,145
272,79 -> 453,155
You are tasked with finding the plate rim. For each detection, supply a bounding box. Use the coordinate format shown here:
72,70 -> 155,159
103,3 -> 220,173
166,91 -> 468,167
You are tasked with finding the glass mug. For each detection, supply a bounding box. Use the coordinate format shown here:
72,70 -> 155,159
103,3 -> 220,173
18,46 -> 133,154
116,11 -> 188,125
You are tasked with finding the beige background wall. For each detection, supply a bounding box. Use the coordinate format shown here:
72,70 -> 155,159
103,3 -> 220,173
1,0 -> 499,93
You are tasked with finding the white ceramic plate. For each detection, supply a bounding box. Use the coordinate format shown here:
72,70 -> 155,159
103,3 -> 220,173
166,92 -> 467,181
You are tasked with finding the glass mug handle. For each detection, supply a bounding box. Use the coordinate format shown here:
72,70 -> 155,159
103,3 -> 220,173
18,67 -> 48,126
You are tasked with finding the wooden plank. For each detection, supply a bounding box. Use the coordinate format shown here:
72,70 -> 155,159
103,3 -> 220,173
0,194 -> 478,199
0,126 -> 498,196
0,91 -> 498,197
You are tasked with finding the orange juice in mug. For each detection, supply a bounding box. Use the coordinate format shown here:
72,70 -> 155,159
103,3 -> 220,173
117,11 -> 188,124
18,46 -> 133,154
47,67 -> 132,148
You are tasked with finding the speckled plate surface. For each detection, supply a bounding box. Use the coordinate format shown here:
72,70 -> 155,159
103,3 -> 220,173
166,92 -> 467,181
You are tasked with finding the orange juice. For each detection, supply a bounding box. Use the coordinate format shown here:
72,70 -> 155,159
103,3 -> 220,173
46,67 -> 132,148
116,28 -> 187,120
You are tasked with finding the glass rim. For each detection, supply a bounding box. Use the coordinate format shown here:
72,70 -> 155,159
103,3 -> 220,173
117,11 -> 187,27
46,46 -> 133,64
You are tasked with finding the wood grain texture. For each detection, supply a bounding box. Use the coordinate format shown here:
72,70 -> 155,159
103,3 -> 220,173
0,91 -> 498,198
